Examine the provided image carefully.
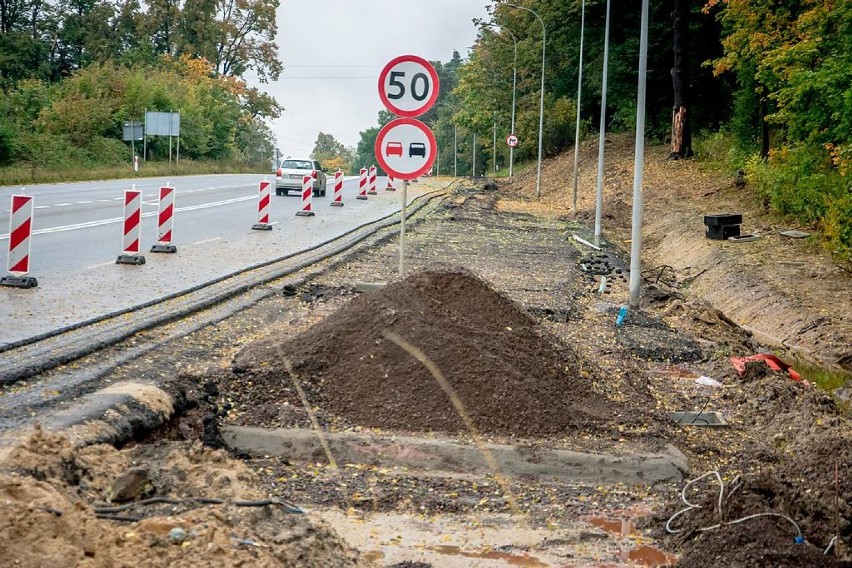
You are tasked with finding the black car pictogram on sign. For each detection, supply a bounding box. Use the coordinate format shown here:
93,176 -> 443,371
408,142 -> 426,158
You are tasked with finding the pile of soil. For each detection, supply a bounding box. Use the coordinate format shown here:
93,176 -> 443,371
0,427 -> 364,567
230,268 -> 659,438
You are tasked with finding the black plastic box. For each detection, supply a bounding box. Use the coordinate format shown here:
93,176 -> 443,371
704,213 -> 743,227
705,224 -> 741,240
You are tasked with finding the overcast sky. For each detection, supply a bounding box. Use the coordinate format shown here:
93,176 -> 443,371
256,0 -> 490,159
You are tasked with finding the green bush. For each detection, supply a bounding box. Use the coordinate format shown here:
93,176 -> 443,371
745,144 -> 852,258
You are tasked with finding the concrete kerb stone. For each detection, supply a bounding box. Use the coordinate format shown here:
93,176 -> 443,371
222,426 -> 688,484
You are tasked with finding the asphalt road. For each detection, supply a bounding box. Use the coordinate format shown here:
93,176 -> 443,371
0,173 -> 423,346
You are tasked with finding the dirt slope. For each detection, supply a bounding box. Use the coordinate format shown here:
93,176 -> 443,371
500,134 -> 851,371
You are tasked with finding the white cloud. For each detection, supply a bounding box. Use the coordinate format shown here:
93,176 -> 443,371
254,0 -> 489,159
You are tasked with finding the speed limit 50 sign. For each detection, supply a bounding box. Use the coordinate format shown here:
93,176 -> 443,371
378,55 -> 440,117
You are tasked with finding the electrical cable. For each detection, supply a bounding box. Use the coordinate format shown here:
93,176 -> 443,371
93,496 -> 304,520
666,470 -> 806,546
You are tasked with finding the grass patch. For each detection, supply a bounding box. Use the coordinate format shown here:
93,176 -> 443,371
787,354 -> 852,392
0,160 -> 267,187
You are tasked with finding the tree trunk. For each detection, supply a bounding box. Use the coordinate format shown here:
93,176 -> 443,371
669,0 -> 693,159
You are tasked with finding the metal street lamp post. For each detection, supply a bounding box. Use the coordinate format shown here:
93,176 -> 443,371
594,0 -> 612,246
629,0 -> 651,308
572,0 -> 586,210
454,123 -> 458,177
506,3 -> 546,198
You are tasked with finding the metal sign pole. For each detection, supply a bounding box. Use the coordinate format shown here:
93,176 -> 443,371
143,108 -> 147,161
399,180 -> 408,276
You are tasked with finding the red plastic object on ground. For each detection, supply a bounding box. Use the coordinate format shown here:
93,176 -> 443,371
730,354 -> 803,382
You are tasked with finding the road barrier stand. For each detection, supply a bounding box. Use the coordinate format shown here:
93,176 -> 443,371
331,170 -> 344,207
116,186 -> 146,265
368,165 -> 378,195
295,175 -> 315,217
386,175 -> 397,191
252,180 -> 273,231
1,194 -> 38,288
357,168 -> 368,200
150,185 -> 177,253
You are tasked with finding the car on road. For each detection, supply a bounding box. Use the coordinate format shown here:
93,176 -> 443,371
409,142 -> 426,158
275,159 -> 328,197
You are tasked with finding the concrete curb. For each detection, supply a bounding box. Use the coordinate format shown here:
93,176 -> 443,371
222,426 -> 688,484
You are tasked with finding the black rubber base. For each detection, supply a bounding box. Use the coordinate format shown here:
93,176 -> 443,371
295,211 -> 315,217
0,275 -> 38,289
116,254 -> 146,265
150,244 -> 177,253
356,195 -> 368,200
252,223 -> 273,231
330,202 -> 344,207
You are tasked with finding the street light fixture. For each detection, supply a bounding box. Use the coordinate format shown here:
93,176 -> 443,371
505,3 -> 546,198
481,23 -> 518,177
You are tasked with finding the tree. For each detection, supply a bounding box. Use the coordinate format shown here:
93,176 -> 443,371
214,0 -> 281,82
311,132 -> 353,172
669,0 -> 692,159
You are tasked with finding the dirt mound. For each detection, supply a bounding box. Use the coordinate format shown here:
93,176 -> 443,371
232,268 -> 655,438
0,427 -> 365,567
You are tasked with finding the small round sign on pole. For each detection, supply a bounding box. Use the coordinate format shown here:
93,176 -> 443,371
506,134 -> 519,148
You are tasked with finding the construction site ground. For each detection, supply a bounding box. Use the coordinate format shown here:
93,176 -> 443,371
1,135 -> 850,567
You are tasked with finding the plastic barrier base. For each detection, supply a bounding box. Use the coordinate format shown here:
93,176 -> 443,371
150,244 -> 178,253
116,254 -> 146,265
295,211 -> 315,217
251,223 -> 273,231
0,275 -> 38,289
330,202 -> 344,207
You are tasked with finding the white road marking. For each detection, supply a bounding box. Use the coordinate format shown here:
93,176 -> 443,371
54,203 -> 72,207
76,200 -> 93,204
0,195 -> 256,240
190,237 -> 222,245
85,261 -> 115,269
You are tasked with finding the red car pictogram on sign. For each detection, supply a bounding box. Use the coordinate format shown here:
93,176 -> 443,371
386,141 -> 403,157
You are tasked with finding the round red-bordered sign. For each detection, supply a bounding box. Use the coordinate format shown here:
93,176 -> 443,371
506,134 -> 519,148
378,55 -> 440,118
375,117 -> 437,180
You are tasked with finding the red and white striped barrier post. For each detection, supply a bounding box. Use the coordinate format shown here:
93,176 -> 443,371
357,168 -> 368,200
386,175 -> 396,191
367,165 -> 378,195
116,186 -> 146,265
295,175 -> 315,217
330,170 -> 344,207
252,180 -> 273,230
150,184 -> 177,253
0,194 -> 38,288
